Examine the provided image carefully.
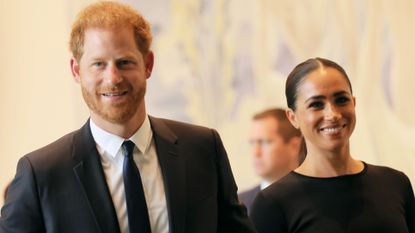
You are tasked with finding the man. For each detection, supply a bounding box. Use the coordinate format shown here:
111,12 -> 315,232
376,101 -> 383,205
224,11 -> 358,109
239,108 -> 302,214
0,2 -> 256,233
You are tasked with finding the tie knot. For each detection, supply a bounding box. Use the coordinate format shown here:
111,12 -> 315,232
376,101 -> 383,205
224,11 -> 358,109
122,140 -> 135,158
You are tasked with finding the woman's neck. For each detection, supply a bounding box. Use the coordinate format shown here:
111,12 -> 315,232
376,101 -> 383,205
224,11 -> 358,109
295,144 -> 364,177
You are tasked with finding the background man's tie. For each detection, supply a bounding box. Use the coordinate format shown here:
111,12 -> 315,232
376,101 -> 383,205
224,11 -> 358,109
122,140 -> 152,233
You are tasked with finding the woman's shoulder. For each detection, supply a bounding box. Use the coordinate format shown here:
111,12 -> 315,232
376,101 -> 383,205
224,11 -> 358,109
365,162 -> 408,179
250,173 -> 303,231
260,172 -> 306,201
364,162 -> 413,189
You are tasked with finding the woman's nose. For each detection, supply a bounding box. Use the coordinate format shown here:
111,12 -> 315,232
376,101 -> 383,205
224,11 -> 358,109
324,104 -> 340,121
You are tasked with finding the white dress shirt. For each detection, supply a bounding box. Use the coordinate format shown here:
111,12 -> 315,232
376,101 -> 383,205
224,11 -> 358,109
90,116 -> 169,233
260,180 -> 271,190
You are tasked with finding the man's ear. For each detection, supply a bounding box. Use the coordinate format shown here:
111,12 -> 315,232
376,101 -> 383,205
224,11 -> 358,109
70,58 -> 81,83
144,51 -> 154,79
286,108 -> 299,129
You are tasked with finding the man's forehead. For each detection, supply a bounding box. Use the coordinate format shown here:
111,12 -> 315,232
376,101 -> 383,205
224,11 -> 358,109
253,116 -> 279,127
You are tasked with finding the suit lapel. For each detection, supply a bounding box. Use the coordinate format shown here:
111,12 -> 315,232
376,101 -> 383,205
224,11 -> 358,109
150,117 -> 186,233
72,121 -> 121,233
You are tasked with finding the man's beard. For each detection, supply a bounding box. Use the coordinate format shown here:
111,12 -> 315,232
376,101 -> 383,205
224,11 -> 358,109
81,83 -> 146,124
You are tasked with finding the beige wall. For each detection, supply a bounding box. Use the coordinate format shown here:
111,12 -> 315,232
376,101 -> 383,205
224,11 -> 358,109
0,0 -> 89,205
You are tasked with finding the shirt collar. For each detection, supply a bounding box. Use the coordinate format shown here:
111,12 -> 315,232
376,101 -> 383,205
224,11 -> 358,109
260,180 -> 271,190
90,116 -> 153,159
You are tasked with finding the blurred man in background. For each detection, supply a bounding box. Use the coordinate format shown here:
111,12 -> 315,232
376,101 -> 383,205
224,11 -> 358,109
239,108 -> 302,214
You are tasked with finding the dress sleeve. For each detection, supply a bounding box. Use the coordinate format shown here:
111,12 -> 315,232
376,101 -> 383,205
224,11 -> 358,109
251,191 -> 286,233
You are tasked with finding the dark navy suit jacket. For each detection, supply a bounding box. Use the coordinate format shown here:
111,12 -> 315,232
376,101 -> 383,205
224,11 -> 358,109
0,117 -> 256,233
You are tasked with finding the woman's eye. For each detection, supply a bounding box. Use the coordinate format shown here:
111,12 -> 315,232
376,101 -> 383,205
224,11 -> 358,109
309,101 -> 323,109
336,96 -> 350,105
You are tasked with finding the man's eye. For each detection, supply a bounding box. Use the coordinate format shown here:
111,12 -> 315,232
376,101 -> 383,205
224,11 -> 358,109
249,140 -> 272,147
93,62 -> 104,67
259,140 -> 272,147
118,60 -> 134,66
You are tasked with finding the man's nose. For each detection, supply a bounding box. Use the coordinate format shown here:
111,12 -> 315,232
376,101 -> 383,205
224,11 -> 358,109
252,143 -> 262,157
104,64 -> 123,85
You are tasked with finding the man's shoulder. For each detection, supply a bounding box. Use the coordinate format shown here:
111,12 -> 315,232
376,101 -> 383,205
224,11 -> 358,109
149,116 -> 217,138
150,116 -> 211,130
23,124 -> 87,167
239,185 -> 261,212
239,185 -> 261,199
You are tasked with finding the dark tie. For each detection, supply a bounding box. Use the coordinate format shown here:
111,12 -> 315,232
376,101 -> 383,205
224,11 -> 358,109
122,140 -> 152,233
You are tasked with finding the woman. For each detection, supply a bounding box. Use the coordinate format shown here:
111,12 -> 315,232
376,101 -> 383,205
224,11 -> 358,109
250,58 -> 415,233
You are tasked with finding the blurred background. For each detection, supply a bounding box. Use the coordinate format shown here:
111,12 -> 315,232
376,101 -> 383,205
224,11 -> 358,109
1,0 -> 415,206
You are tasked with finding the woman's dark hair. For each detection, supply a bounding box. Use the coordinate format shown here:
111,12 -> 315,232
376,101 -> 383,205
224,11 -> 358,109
285,57 -> 352,160
285,57 -> 352,111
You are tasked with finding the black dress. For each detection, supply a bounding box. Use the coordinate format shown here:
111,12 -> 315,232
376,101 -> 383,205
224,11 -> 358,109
251,162 -> 415,233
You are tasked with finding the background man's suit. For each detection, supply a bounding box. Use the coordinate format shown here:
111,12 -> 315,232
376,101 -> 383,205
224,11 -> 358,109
0,116 -> 255,233
239,185 -> 260,215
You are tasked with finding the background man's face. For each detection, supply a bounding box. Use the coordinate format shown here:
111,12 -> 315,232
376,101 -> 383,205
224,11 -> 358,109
249,117 -> 295,181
